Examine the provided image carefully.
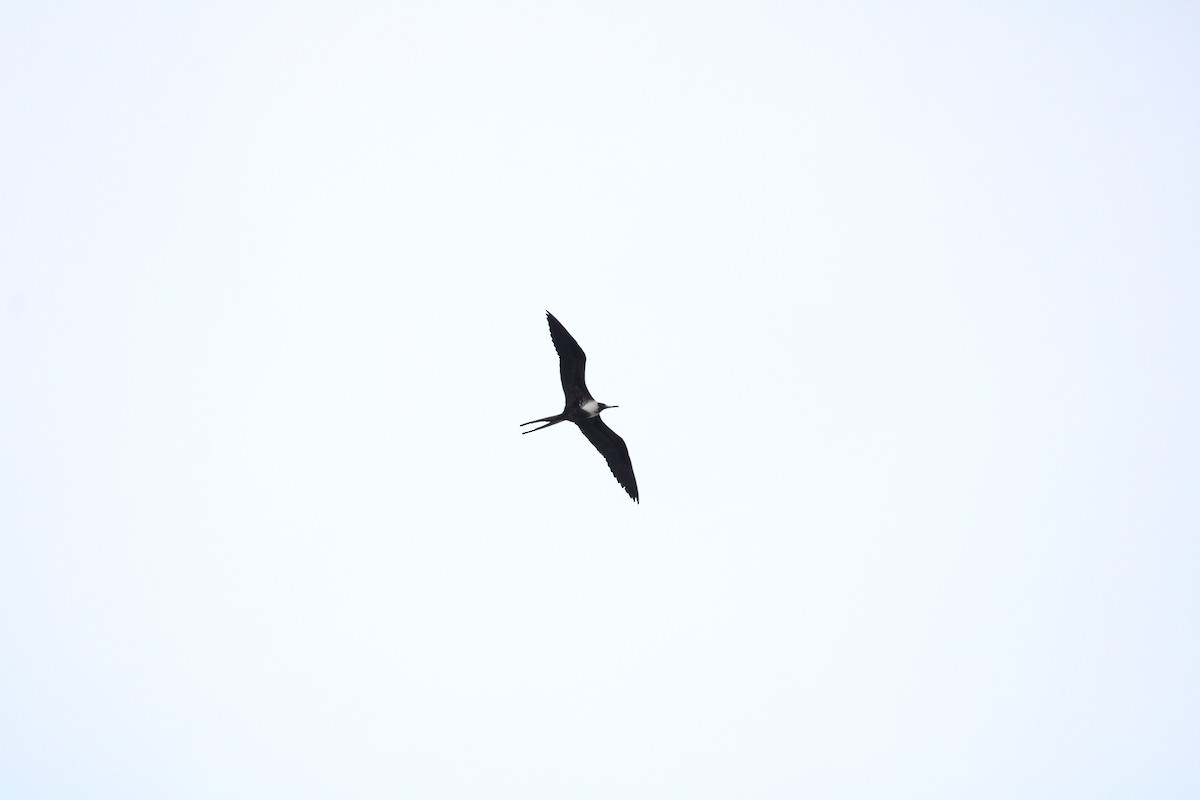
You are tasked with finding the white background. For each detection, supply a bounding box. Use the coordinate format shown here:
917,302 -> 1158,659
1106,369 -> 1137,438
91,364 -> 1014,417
2,2 -> 1198,797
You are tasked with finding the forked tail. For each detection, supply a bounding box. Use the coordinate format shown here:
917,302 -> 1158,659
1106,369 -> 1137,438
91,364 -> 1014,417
520,414 -> 566,434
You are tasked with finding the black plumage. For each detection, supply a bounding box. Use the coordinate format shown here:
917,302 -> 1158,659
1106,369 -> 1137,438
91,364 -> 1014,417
521,311 -> 639,503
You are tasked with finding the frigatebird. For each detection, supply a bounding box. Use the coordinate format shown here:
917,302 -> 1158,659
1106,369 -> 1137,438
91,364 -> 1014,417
521,311 -> 639,503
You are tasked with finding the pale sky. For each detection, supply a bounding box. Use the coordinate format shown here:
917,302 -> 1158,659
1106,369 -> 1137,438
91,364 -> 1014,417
2,2 -> 1198,798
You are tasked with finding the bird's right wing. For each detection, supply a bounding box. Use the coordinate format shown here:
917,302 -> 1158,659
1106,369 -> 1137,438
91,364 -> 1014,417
577,417 -> 639,503
546,311 -> 589,401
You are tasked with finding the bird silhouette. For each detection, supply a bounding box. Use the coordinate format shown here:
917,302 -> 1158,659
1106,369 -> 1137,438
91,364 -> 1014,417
521,311 -> 639,503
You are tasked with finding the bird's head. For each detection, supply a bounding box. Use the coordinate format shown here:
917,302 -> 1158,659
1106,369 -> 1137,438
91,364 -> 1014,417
598,403 -> 618,412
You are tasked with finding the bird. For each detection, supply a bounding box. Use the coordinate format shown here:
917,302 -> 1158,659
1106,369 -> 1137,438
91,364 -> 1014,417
521,311 -> 639,503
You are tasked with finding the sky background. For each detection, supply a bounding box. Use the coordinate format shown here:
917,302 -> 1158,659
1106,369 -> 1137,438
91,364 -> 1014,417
2,2 -> 1199,798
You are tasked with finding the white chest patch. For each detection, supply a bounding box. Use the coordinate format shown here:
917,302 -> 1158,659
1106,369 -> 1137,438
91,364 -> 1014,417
580,399 -> 600,417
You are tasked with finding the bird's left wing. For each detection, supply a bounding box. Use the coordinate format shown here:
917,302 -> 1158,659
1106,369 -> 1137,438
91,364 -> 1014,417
546,311 -> 589,402
577,417 -> 639,503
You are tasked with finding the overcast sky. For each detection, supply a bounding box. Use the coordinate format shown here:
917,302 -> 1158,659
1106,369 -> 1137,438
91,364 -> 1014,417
2,2 -> 1198,798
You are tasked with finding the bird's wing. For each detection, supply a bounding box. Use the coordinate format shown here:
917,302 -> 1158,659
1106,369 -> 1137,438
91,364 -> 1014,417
576,417 -> 639,502
546,311 -> 589,402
